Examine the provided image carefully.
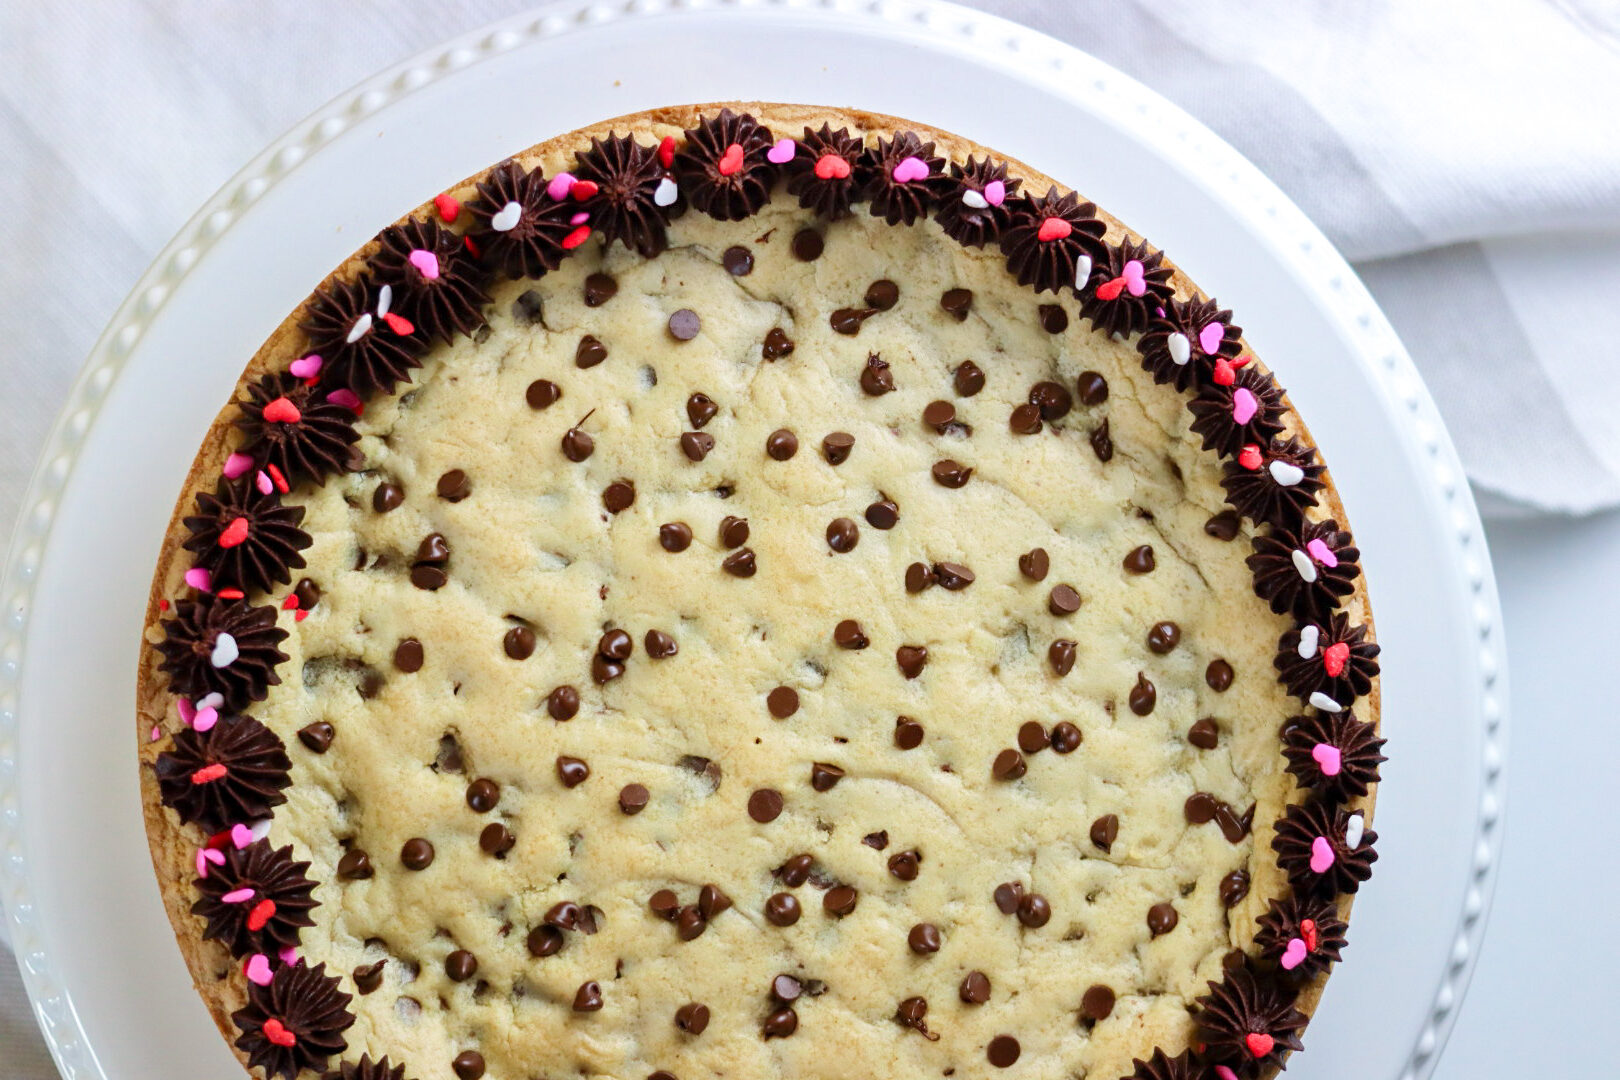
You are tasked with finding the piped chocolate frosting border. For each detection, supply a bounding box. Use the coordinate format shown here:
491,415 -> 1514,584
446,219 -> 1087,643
138,103 -> 1381,1080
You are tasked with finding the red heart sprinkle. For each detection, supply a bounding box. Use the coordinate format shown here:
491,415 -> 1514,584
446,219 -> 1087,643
562,225 -> 591,250
246,898 -> 277,932
294,609 -> 309,622
382,311 -> 415,336
1245,1033 -> 1275,1059
190,763 -> 228,785
262,1018 -> 297,1048
658,135 -> 676,169
218,517 -> 250,549
717,143 -> 745,176
1095,276 -> 1126,301
570,179 -> 600,202
261,397 -> 301,424
1301,918 -> 1319,951
1036,216 -> 1073,242
281,594 -> 300,610
1322,642 -> 1350,678
433,193 -> 460,224
217,588 -> 245,600
463,235 -> 481,259
1232,355 -> 1251,369
814,154 -> 851,181
267,464 -> 289,494
1237,444 -> 1263,471
1212,358 -> 1236,386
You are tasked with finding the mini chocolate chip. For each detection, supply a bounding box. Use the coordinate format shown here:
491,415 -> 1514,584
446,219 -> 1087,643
649,889 -> 681,921
954,360 -> 986,397
591,654 -> 624,684
393,638 -> 424,673
602,480 -> 636,514
562,426 -> 595,462
894,717 -> 925,750
1205,510 -> 1241,541
1077,371 -> 1109,406
1050,721 -> 1083,753
676,906 -> 707,941
896,645 -> 928,679
1220,869 -> 1252,907
1090,418 -> 1114,462
992,748 -> 1027,781
511,287 -> 545,324
763,1007 -> 799,1038
1081,984 -> 1115,1021
826,517 -> 860,553
583,272 -> 618,306
860,354 -> 895,395
762,327 -> 795,359
863,830 -> 890,850
988,1034 -> 1021,1068
526,923 -> 565,959
644,630 -> 678,659
1123,545 -> 1156,574
1049,639 -> 1077,676
960,971 -> 991,1003
865,279 -> 900,310
1017,721 -> 1049,754
293,577 -> 321,610
502,625 -> 535,660
809,762 -> 845,791
922,399 -> 956,431
748,788 -> 784,822
908,923 -> 942,953
416,533 -> 449,564
1206,659 -> 1235,691
767,686 -> 800,719
722,245 -> 754,275
575,334 -> 608,368
822,431 -> 855,464
1147,621 -> 1181,654
722,548 -> 757,577
353,959 -> 386,994
680,432 -> 715,461
675,1001 -> 711,1034
1030,380 -> 1073,419
466,777 -> 500,813
1018,893 -> 1052,928
668,309 -> 701,340
765,892 -> 802,926
888,849 -> 921,880
573,981 -> 603,1011
598,628 -> 633,661
932,459 -> 972,488
659,522 -> 693,552
1049,584 -> 1081,615
479,823 -> 514,856
1216,803 -> 1253,844
1090,814 -> 1119,852
792,228 -> 824,261
698,884 -> 732,918
1147,902 -> 1178,936
833,619 -> 869,649
931,562 -> 973,590
446,950 -> 478,982
777,853 -> 813,886
1009,403 -> 1043,435
940,287 -> 973,320
1038,303 -> 1070,334
993,882 -> 1025,915
1129,672 -> 1157,715
823,885 -> 859,916
1189,717 -> 1220,749
771,974 -> 803,1003
618,783 -> 650,815
372,482 -> 404,513
452,1051 -> 486,1080
1019,548 -> 1050,581
719,515 -> 750,548
547,685 -> 580,720
337,848 -> 373,880
686,393 -> 718,428
298,722 -> 333,753
865,498 -> 900,529
830,307 -> 873,335
401,838 -> 434,870
526,379 -> 561,409
1185,792 -> 1218,825
766,429 -> 799,460
557,756 -> 590,787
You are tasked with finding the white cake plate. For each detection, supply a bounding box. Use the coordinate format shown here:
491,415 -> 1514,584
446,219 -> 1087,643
0,2 -> 1507,1077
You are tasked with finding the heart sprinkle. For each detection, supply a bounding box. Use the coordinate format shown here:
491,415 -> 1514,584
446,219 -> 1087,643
244,954 -> 274,986
658,135 -> 676,168
569,179 -> 599,202
1036,216 -> 1072,243
432,193 -> 460,223
1296,623 -> 1320,659
891,155 -> 929,183
1074,254 -> 1093,286
1245,1033 -> 1275,1059
1322,641 -> 1350,678
1096,277 -> 1125,301
223,451 -> 255,480
1214,1068 -> 1239,1080
1306,537 -> 1339,568
192,706 -> 218,733
196,846 -> 225,877
247,898 -> 278,932
345,312 -> 373,344
561,225 -> 591,250
653,177 -> 678,207
1269,459 -> 1306,487
1167,331 -> 1192,366
261,397 -> 301,425
382,311 -> 415,336
1280,937 -> 1308,970
767,138 -> 796,164
184,567 -> 213,593
221,887 -> 255,904
1121,259 -> 1147,296
218,517 -> 250,549
717,143 -> 745,176
1212,358 -> 1237,386
261,1018 -> 297,1048
210,632 -> 240,668
1198,320 -> 1226,355
1311,742 -> 1343,776
1291,548 -> 1319,583
814,154 -> 851,181
1231,387 -> 1259,425
1237,443 -> 1263,471
1309,835 -> 1336,874
546,172 -> 576,201
489,200 -> 523,232
960,188 -> 989,210
1310,691 -> 1344,713
287,354 -> 322,379
229,823 -> 254,849
190,763 -> 228,785
1344,813 -> 1366,849
407,249 -> 440,280
326,388 -> 362,413
983,179 -> 1006,206
1301,918 -> 1319,950
255,470 -> 273,496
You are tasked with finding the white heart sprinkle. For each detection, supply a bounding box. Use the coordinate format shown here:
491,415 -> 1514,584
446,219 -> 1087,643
198,692 -> 224,711
346,312 -> 373,344
1344,813 -> 1365,849
490,200 -> 523,232
376,282 -> 393,319
961,188 -> 989,210
1167,332 -> 1192,366
1291,548 -> 1318,583
210,632 -> 239,669
1269,460 -> 1306,487
1309,691 -> 1344,713
1074,255 -> 1093,287
1296,624 -> 1320,659
249,818 -> 274,843
653,178 -> 678,208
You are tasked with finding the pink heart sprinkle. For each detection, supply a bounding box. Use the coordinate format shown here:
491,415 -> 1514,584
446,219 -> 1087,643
570,210 -> 589,226
195,848 -> 218,877
221,887 -> 256,904
192,706 -> 218,733
1309,835 -> 1336,874
407,249 -> 440,280
176,698 -> 196,724
288,353 -> 322,379
983,179 -> 1006,206
892,155 -> 929,183
1231,387 -> 1258,426
1215,1068 -> 1239,1080
1198,321 -> 1226,356
184,567 -> 213,593
255,470 -> 274,496
245,954 -> 274,986
223,451 -> 255,479
1280,937 -> 1308,971
547,172 -> 577,201
1306,537 -> 1339,568
149,725 -> 161,742
1122,260 -> 1147,297
327,388 -> 362,413
1312,742 -> 1343,777
230,824 -> 254,849
278,945 -> 299,966
766,138 -> 796,164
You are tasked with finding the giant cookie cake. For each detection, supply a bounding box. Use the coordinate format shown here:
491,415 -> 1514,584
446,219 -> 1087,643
137,104 -> 1384,1080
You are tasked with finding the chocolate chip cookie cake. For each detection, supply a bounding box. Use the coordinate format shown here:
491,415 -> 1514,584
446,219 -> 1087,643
137,103 -> 1384,1080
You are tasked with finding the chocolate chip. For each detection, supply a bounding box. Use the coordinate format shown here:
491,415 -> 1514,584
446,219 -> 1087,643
1038,304 -> 1070,334
1188,717 -> 1220,749
722,245 -> 754,275
1051,721 -> 1083,754
583,273 -> 618,306
988,1034 -> 1021,1068
373,482 -> 403,513
940,287 -> 973,320
860,354 -> 895,395
575,334 -> 608,369
573,981 -> 603,1011
763,327 -> 795,359
992,748 -> 1027,781
1147,902 -> 1178,936
556,756 -> 590,787
1009,403 -> 1043,435
888,849 -> 921,880
1030,380 -> 1073,420
612,782 -> 650,815
675,1002 -> 711,1034
298,722 -> 333,753
465,777 -> 500,813
765,892 -> 801,926
766,686 -> 800,719
1122,545 -> 1156,575
547,685 -> 580,720
1220,869 -> 1252,907
865,498 -> 900,529
501,625 -> 535,660
686,392 -> 717,428
1147,621 -> 1181,654
698,884 -> 732,918
792,228 -> 824,261
561,426 -> 595,462
659,522 -> 693,552
479,823 -> 514,856
1205,510 -> 1241,541
598,628 -> 632,661
771,974 -> 802,1003
830,308 -> 873,335
931,562 -> 973,591
512,288 -> 545,323
960,971 -> 991,1003
649,889 -> 680,921
931,459 -> 972,488
668,309 -> 701,340
1215,803 -> 1253,844
391,638 -> 424,674
526,379 -> 561,409
922,399 -> 956,431
337,848 -> 373,880
680,432 -> 715,461
825,517 -> 860,553
1090,418 -> 1114,462
452,1051 -> 486,1080
401,838 -> 434,870
1017,721 -> 1049,754
1129,672 -> 1157,715
1017,548 -> 1050,582
676,905 -> 707,940
719,515 -> 750,548
833,619 -> 869,649
1017,893 -> 1051,927
1206,658 -> 1235,691
1090,814 -> 1119,853
1081,984 -> 1115,1021
894,717 -> 925,750
823,885 -> 859,916
865,279 -> 900,310
416,533 -> 449,564
1049,584 -> 1081,615
644,630 -> 678,659
445,949 -> 477,982
293,577 -> 321,610
954,360 -> 985,396
592,653 -> 624,684
861,831 -> 889,852
721,548 -> 757,577
822,431 -> 855,464
353,960 -> 386,994
908,923 -> 942,953
809,763 -> 845,791
1077,371 -> 1109,405
993,882 -> 1025,915
766,429 -> 799,460
1185,792 -> 1218,825
896,645 -> 928,679
763,1007 -> 799,1038
602,480 -> 636,514
748,788 -> 784,823
777,853 -> 814,886
1049,639 -> 1077,676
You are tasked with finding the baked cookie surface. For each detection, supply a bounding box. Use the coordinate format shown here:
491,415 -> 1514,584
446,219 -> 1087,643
139,104 -> 1382,1080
